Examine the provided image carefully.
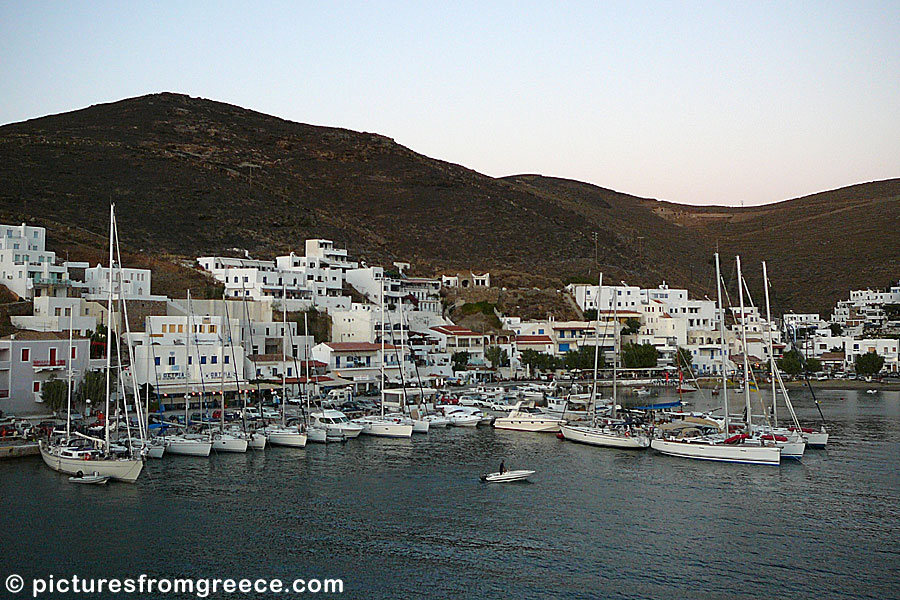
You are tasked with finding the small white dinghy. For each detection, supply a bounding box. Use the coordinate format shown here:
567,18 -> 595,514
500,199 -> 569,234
68,471 -> 110,485
480,470 -> 535,483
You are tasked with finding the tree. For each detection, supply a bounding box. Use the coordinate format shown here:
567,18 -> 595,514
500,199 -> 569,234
451,351 -> 471,372
485,346 -> 509,369
41,378 -> 68,413
777,349 -> 804,375
621,318 -> 642,336
76,370 -> 111,410
519,350 -> 558,374
675,347 -> 693,371
582,309 -> 597,321
855,352 -> 885,376
620,342 -> 658,368
563,346 -> 602,370
829,323 -> 843,336
87,324 -> 108,359
805,357 -> 822,373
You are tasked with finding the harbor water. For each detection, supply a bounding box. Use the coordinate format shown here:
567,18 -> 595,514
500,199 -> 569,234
2,389 -> 899,599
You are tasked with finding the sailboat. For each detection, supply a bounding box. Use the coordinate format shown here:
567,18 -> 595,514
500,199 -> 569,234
353,277 -> 413,438
650,254 -> 781,465
40,204 -> 145,482
162,290 -> 213,457
560,273 -> 650,449
260,284 -> 307,447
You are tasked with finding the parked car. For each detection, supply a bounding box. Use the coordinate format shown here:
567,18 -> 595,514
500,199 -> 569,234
242,407 -> 261,420
261,407 -> 280,419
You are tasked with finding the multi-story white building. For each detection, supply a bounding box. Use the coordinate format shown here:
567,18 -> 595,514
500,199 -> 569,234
345,266 -> 442,315
198,239 -> 353,312
10,297 -> 97,335
124,315 -> 248,400
429,325 -> 486,366
0,223 -> 75,300
83,264 -> 164,301
310,341 -> 405,392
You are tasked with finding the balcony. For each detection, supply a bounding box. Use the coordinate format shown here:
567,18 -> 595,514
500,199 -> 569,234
33,359 -> 66,370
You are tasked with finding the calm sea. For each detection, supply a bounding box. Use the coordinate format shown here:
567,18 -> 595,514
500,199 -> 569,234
2,388 -> 898,599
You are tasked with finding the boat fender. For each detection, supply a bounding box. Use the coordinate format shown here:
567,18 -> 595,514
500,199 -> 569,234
556,432 -> 564,440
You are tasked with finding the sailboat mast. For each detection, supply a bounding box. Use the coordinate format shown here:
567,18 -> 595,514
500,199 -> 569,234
380,275 -> 385,418
185,289 -> 191,428
304,312 -> 311,426
612,282 -> 618,420
714,252 -> 730,435
281,283 -> 287,426
66,313 -> 73,441
736,256 -> 752,430
589,273 -> 602,427
104,204 -> 114,453
762,261 -> 778,425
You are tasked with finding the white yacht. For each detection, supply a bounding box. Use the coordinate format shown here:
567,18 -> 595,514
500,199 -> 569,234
353,415 -> 414,438
310,410 -> 364,439
493,402 -> 565,433
442,406 -> 482,427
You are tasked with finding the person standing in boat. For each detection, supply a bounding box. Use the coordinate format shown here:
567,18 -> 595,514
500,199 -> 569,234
499,460 -> 507,474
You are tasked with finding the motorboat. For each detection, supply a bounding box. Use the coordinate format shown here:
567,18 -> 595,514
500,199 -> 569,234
480,470 -> 535,482
310,410 -> 364,439
442,406 -> 482,427
353,415 -> 414,438
421,414 -> 450,428
493,402 -> 565,433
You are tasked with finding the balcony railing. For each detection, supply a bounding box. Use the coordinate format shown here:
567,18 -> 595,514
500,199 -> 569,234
33,359 -> 66,367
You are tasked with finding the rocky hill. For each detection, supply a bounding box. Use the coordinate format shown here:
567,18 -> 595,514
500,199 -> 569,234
0,92 -> 897,315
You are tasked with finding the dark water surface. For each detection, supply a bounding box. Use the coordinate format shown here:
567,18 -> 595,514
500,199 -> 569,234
2,389 -> 899,599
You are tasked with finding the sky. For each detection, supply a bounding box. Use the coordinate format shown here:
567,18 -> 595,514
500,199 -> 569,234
1,1 -> 898,206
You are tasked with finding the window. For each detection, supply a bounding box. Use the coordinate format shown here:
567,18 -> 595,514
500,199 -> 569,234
188,356 -> 192,365
168,356 -> 175,366
155,357 -> 161,366
211,355 -> 217,364
71,346 -> 76,359
200,355 -> 207,365
34,381 -> 41,393
178,324 -> 184,333
287,367 -> 292,376
21,348 -> 29,362
224,356 -> 230,364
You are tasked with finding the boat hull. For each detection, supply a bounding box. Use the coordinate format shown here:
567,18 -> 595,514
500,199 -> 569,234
248,432 -> 267,449
560,424 -> 650,449
40,443 -> 144,482
481,470 -> 535,482
165,438 -> 212,457
357,421 -> 414,438
493,418 -> 563,433
650,438 -> 781,465
266,432 -> 308,447
212,436 -> 248,453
